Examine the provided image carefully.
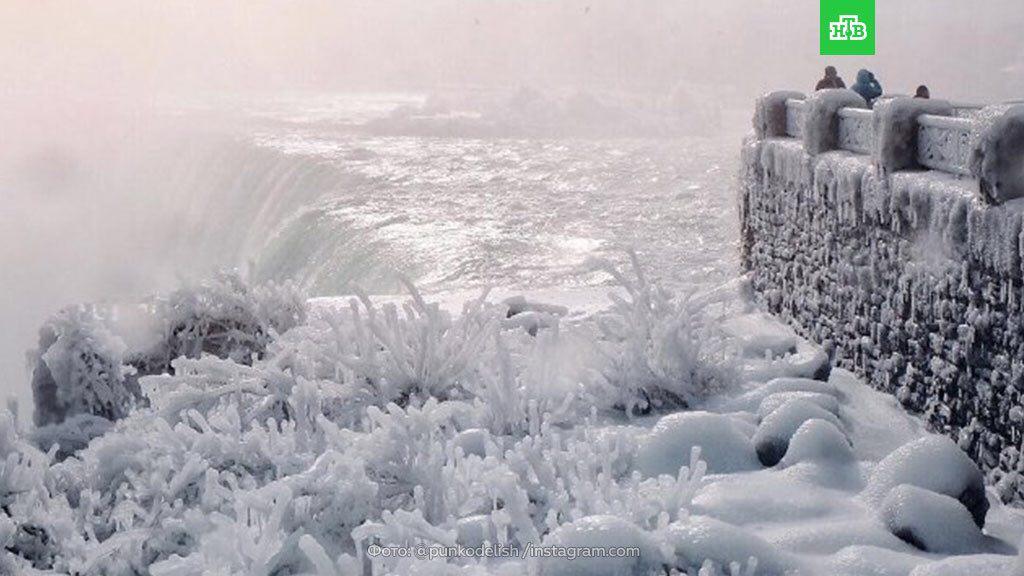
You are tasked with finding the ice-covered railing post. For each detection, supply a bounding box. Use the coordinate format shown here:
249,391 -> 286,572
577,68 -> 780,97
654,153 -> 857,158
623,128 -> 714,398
742,91 -> 1024,504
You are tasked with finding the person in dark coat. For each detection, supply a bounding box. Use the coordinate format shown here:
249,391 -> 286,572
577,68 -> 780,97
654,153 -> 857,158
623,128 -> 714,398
815,66 -> 846,90
914,85 -> 930,99
851,69 -> 883,105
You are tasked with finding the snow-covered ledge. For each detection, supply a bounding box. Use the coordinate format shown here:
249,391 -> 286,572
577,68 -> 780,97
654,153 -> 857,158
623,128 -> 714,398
741,93 -> 1024,504
758,90 -> 1024,204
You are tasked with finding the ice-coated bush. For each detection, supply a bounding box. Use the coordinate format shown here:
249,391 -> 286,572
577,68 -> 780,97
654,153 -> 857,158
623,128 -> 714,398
589,252 -> 738,416
30,305 -> 138,427
6,258 -> 756,574
137,272 -> 307,373
30,273 -> 306,431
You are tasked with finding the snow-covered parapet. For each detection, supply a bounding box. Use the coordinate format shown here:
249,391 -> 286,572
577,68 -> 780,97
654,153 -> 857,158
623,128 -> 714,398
802,89 -> 867,155
761,90 -> 1024,206
740,92 -> 1024,505
873,97 -> 954,173
753,90 -> 804,138
972,104 -> 1024,204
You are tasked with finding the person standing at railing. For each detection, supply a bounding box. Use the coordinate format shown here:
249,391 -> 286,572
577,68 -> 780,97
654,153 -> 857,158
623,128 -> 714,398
815,66 -> 847,90
852,69 -> 883,106
914,85 -> 930,99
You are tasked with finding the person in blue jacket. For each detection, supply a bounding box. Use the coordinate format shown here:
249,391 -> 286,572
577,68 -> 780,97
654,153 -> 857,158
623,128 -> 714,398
851,69 -> 883,106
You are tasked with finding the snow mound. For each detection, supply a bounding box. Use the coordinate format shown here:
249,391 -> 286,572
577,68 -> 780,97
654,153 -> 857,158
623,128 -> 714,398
827,545 -> 926,576
502,295 -> 568,335
728,377 -> 838,412
753,399 -> 844,466
879,484 -> 984,554
661,516 -> 794,575
757,391 -> 840,420
721,313 -> 798,357
802,89 -> 867,155
636,412 -> 760,477
910,554 -> 1024,576
863,436 -> 989,528
539,515 -> 665,576
780,419 -> 853,467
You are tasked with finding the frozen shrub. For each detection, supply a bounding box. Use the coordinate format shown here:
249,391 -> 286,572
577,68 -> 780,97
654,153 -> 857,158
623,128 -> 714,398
325,282 -> 499,406
30,306 -> 138,427
590,252 -> 738,415
137,272 -> 307,373
30,273 -> 306,430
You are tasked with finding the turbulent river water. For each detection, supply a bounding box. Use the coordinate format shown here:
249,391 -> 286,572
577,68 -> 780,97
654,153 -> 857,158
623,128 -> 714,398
1,91 -> 746,407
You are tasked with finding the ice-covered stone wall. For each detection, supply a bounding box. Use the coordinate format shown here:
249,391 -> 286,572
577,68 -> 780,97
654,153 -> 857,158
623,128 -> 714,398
741,89 -> 1024,503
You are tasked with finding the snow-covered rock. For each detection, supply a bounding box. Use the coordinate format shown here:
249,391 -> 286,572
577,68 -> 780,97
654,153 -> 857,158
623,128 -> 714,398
752,399 -> 844,466
661,516 -> 795,575
539,515 -> 665,576
863,436 -> 989,528
909,554 -> 1021,576
826,545 -> 926,576
721,312 -> 798,357
757,391 -> 840,420
780,419 -> 853,467
803,89 -> 867,155
636,412 -> 760,476
729,377 -> 839,413
879,484 -> 984,554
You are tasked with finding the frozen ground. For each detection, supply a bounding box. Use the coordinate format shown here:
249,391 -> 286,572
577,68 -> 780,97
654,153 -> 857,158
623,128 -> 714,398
2,93 -> 1023,574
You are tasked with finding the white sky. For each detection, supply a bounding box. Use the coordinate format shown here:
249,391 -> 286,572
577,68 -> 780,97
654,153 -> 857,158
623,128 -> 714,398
1,1 -> 1022,101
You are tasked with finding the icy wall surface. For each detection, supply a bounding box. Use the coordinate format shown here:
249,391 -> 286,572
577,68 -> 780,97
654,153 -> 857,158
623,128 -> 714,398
740,94 -> 1024,503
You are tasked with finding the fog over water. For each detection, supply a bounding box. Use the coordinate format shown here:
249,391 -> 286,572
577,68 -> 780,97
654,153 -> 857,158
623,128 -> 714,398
1,0 -> 1022,410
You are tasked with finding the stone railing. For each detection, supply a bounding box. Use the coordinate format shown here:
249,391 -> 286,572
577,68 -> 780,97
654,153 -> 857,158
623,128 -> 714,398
785,98 -> 805,139
916,114 -> 974,176
743,89 -> 1024,504
763,89 -> 1024,203
836,107 -> 873,154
